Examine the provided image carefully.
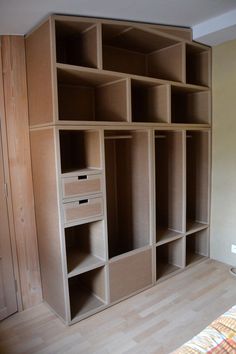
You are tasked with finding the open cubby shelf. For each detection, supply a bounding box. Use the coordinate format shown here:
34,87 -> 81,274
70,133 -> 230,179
131,80 -> 169,123
102,24 -> 184,82
155,131 -> 184,241
186,44 -> 210,87
55,20 -> 99,68
186,229 -> 208,266
59,130 -> 101,173
171,87 -> 210,124
105,130 -> 150,258
186,131 -> 209,229
57,67 -> 129,122
65,221 -> 106,277
156,238 -> 184,280
69,266 -> 107,320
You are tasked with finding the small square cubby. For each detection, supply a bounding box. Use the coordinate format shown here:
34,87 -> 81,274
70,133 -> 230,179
65,221 -> 106,277
156,238 -> 184,281
186,43 -> 210,87
68,266 -> 107,321
55,19 -> 99,68
186,229 -> 209,266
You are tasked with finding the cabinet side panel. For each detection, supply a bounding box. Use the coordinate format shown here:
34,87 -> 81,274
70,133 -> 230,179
30,129 -> 66,320
26,20 -> 55,126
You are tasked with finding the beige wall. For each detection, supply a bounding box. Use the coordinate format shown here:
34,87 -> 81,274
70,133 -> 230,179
211,39 -> 236,266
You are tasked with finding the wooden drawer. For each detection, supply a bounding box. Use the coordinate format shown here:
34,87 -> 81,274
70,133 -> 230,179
63,197 -> 103,225
109,249 -> 152,303
62,174 -> 102,199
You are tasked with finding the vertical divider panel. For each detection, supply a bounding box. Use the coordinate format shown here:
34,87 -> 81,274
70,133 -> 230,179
182,130 -> 187,234
54,126 -> 72,323
50,16 -> 60,124
99,128 -> 110,304
126,78 -> 132,123
150,129 -> 156,284
96,22 -> 103,70
182,42 -> 186,84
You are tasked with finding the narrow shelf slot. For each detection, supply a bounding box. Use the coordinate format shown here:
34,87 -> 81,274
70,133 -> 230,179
131,80 -> 169,123
155,131 -> 184,243
102,24 -> 183,82
186,229 -> 208,266
186,131 -> 209,231
55,20 -> 98,68
186,44 -> 210,87
105,130 -> 150,258
57,68 -> 129,122
171,87 -> 210,124
156,238 -> 184,280
59,130 -> 101,174
65,221 -> 106,277
69,266 -> 106,320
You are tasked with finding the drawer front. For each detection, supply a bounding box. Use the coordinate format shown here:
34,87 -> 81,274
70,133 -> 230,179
63,197 -> 103,224
109,249 -> 152,303
62,174 -> 102,198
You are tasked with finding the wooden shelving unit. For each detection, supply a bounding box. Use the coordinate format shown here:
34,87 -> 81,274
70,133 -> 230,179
26,14 -> 211,325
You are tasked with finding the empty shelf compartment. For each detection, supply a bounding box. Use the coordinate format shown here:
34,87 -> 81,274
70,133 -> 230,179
171,87 -> 210,124
186,229 -> 208,266
155,131 -> 184,242
186,43 -> 210,87
55,19 -> 99,68
131,80 -> 169,123
186,131 -> 210,231
57,68 -> 129,122
102,24 -> 184,82
156,238 -> 184,280
105,130 -> 150,258
59,130 -> 101,174
69,266 -> 107,320
65,221 -> 106,277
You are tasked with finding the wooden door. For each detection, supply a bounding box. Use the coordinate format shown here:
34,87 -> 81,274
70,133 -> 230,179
0,129 -> 17,320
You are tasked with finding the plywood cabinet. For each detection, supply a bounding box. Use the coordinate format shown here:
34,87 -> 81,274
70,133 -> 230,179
26,14 -> 211,325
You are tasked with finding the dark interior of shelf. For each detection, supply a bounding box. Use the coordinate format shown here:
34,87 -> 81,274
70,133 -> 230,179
65,221 -> 105,275
155,131 -> 184,241
186,131 -> 209,226
156,239 -> 183,280
59,130 -> 101,173
102,24 -> 182,81
186,44 -> 209,87
69,266 -> 106,320
186,230 -> 208,266
171,88 -> 210,124
57,69 -> 128,122
55,20 -> 98,68
131,82 -> 169,123
105,130 -> 150,258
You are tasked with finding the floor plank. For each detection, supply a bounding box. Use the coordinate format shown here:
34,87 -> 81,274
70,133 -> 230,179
0,259 -> 236,354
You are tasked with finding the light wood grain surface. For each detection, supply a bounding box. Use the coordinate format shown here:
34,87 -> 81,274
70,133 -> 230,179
0,259 -> 235,354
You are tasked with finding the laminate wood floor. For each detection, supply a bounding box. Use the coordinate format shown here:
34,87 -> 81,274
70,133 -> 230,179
1,259 -> 236,354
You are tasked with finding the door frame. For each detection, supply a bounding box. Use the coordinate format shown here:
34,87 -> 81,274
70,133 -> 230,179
0,37 -> 23,312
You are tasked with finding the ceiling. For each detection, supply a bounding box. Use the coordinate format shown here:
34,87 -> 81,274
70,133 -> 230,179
1,0 -> 236,45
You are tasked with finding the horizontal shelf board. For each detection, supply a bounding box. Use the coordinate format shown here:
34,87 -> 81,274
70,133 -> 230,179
64,215 -> 104,228
56,63 -> 210,92
186,220 -> 209,235
67,251 -> 105,278
109,245 -> 152,263
70,287 -> 106,320
61,168 -> 102,177
156,228 -> 184,246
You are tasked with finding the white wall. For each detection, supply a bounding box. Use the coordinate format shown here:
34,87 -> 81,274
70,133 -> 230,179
211,39 -> 236,266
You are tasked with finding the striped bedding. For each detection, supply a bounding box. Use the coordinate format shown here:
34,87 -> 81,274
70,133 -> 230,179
173,305 -> 236,353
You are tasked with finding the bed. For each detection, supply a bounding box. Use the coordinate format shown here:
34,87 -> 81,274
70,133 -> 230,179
173,305 -> 236,353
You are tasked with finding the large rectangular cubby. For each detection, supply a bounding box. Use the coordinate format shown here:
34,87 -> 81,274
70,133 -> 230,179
186,131 -> 210,232
104,130 -> 151,258
26,14 -> 211,325
155,131 -> 184,244
57,68 -> 129,122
